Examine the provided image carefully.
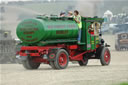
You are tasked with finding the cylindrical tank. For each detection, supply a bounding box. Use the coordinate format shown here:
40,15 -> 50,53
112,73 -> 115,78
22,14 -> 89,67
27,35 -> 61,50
16,17 -> 79,44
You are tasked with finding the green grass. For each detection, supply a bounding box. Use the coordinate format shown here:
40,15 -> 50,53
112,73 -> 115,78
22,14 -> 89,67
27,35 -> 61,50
120,82 -> 128,85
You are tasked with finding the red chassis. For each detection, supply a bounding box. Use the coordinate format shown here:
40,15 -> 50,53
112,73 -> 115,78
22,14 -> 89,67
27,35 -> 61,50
18,44 -> 96,64
17,44 -> 111,70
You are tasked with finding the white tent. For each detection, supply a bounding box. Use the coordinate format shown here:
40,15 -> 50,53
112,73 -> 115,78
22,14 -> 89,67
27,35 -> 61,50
103,10 -> 113,21
104,10 -> 113,17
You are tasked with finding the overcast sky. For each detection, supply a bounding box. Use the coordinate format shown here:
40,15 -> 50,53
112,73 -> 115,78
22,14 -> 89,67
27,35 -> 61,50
0,0 -> 32,3
0,0 -> 126,4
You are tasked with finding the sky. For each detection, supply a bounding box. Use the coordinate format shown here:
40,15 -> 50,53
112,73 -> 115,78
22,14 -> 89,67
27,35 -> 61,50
0,0 -> 32,3
0,0 -> 126,4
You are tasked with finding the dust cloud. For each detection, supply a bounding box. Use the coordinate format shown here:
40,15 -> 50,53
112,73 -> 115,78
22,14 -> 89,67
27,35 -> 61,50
75,0 -> 103,17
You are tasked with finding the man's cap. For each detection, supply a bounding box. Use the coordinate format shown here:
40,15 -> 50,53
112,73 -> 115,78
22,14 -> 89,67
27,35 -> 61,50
60,11 -> 65,14
68,11 -> 73,15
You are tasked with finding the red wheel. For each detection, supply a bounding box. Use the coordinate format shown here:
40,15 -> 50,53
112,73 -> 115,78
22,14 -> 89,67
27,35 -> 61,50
104,50 -> 110,64
58,52 -> 67,67
78,56 -> 88,66
100,47 -> 111,65
54,49 -> 69,69
22,56 -> 40,70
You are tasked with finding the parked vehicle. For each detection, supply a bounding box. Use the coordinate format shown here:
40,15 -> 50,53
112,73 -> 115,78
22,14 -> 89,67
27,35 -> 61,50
115,32 -> 128,51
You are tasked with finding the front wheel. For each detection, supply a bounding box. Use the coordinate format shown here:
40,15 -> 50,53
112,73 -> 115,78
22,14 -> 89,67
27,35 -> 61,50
22,57 -> 40,70
100,47 -> 111,66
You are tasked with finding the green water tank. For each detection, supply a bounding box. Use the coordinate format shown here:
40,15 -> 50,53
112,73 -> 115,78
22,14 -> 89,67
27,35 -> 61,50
16,17 -> 79,44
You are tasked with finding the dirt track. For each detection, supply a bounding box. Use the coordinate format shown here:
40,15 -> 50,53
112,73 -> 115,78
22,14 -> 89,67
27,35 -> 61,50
0,35 -> 128,85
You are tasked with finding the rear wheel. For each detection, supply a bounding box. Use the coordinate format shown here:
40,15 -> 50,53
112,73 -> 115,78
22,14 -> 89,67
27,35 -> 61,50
100,47 -> 111,66
78,56 -> 88,66
50,49 -> 69,70
22,57 -> 40,70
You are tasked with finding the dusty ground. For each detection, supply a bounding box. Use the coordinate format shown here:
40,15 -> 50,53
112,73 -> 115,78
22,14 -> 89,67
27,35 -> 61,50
0,35 -> 128,85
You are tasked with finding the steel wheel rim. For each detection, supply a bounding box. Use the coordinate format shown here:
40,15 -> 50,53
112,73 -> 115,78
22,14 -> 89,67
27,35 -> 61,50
104,50 -> 110,64
58,52 -> 67,66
